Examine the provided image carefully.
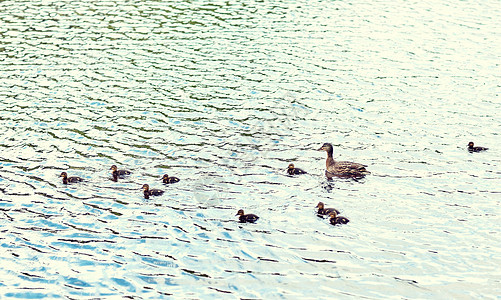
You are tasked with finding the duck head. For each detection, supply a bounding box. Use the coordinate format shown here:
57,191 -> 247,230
317,143 -> 333,152
142,184 -> 150,191
288,163 -> 295,169
328,211 -> 338,219
60,172 -> 68,178
110,165 -> 118,171
316,202 -> 325,209
236,209 -> 244,216
468,142 -> 474,148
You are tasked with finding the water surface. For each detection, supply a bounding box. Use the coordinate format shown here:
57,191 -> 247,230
1,0 -> 500,298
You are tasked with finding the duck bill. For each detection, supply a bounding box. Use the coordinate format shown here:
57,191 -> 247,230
317,147 -> 324,151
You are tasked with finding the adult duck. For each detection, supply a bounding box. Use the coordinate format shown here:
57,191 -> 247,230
317,143 -> 369,178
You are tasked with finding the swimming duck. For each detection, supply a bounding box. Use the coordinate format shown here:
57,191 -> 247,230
287,163 -> 307,175
318,143 -> 370,178
162,174 -> 180,184
142,184 -> 164,199
329,212 -> 350,225
60,172 -> 84,184
316,202 -> 340,216
467,142 -> 488,152
236,209 -> 259,223
110,165 -> 131,181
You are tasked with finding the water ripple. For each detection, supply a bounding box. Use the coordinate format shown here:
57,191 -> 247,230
1,0 -> 500,298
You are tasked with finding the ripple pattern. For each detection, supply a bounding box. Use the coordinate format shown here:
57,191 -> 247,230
1,0 -> 500,298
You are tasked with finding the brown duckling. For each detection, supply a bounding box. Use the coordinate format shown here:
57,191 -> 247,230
110,165 -> 131,181
316,201 -> 340,216
329,211 -> 350,225
318,143 -> 370,178
467,142 -> 488,152
287,163 -> 307,175
162,174 -> 180,184
142,184 -> 164,199
236,209 -> 259,223
60,172 -> 84,184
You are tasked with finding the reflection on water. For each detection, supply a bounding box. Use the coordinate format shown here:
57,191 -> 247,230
1,0 -> 500,298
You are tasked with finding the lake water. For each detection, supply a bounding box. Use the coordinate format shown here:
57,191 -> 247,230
1,0 -> 500,298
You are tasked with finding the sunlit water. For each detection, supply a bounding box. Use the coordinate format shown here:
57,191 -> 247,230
1,0 -> 500,298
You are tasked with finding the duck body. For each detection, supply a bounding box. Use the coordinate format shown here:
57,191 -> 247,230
318,143 -> 369,178
468,142 -> 488,152
236,209 -> 259,223
142,184 -> 164,199
110,165 -> 131,181
316,202 -> 340,216
329,212 -> 350,225
162,174 -> 180,184
287,163 -> 307,175
60,172 -> 84,184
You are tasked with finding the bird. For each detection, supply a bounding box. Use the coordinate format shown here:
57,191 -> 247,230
287,163 -> 307,175
317,143 -> 370,178
236,209 -> 259,223
316,202 -> 340,216
60,172 -> 84,184
110,165 -> 131,181
329,212 -> 350,225
467,142 -> 488,152
142,184 -> 164,199
162,174 -> 180,184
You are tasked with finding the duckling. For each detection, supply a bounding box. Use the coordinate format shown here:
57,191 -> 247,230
467,142 -> 488,152
142,184 -> 164,199
318,143 -> 370,178
329,211 -> 350,225
316,201 -> 340,216
287,163 -> 307,175
162,174 -> 180,184
60,172 -> 84,184
236,209 -> 259,223
110,165 -> 131,181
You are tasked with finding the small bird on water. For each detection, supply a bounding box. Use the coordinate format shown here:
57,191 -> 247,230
60,172 -> 84,184
110,165 -> 131,181
287,163 -> 307,175
316,201 -> 340,216
467,142 -> 488,152
162,174 -> 180,184
236,209 -> 259,223
329,211 -> 350,225
142,184 -> 164,199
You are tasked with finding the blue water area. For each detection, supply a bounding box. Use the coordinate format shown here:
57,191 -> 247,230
1,0 -> 500,298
